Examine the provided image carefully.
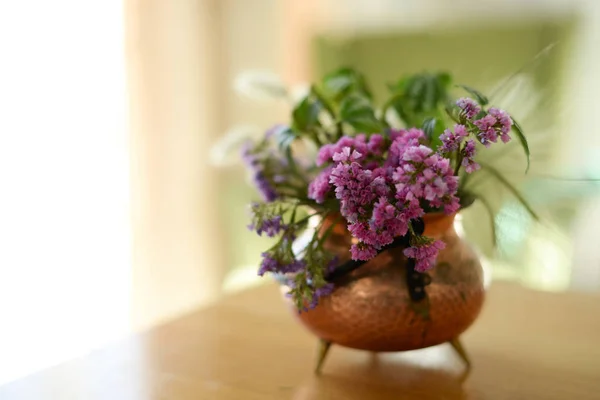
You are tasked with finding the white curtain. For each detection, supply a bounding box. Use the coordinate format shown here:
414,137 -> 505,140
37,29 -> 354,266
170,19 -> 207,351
0,1 -> 130,384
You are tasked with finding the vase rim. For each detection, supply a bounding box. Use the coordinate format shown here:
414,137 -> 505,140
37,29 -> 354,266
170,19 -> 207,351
321,211 -> 457,238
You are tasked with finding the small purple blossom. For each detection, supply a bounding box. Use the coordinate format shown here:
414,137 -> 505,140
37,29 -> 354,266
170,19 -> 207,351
253,172 -> 278,202
249,215 -> 286,237
367,134 -> 385,155
393,146 -> 460,216
316,135 -> 369,166
241,142 -> 278,202
472,108 -> 514,146
461,139 -> 480,173
439,124 -> 469,153
258,253 -> 306,276
456,97 -> 481,119
329,160 -> 388,224
488,108 -> 512,134
308,283 -> 335,309
308,166 -> 333,203
404,239 -> 446,272
350,242 -> 378,261
474,114 -> 497,131
332,147 -> 363,163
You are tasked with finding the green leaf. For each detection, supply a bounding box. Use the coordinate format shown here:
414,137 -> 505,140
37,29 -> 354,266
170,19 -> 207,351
292,96 -> 322,132
444,103 -> 463,124
422,117 -> 437,140
457,189 -> 477,209
322,67 -> 372,102
456,84 -> 489,106
511,118 -> 531,172
479,162 -> 540,221
387,72 -> 454,128
339,94 -> 383,133
436,72 -> 452,90
273,126 -> 297,151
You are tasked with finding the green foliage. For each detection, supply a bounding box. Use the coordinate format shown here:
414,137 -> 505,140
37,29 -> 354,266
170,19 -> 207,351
272,125 -> 297,151
456,84 -> 489,106
511,118 -> 531,172
421,117 -> 444,149
385,72 -> 453,149
479,162 -> 539,221
322,67 -> 373,102
387,72 -> 452,126
292,95 -> 323,132
472,194 -> 497,246
339,93 -> 383,133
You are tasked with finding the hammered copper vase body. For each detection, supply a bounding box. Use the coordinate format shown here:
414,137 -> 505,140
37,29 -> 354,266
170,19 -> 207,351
286,213 -> 485,352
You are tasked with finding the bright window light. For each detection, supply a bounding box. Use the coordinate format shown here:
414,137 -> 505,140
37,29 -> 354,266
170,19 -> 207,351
0,1 -> 130,385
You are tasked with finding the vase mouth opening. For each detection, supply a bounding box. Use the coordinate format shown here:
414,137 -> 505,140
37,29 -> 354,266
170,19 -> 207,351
321,211 -> 457,238
422,212 -> 457,237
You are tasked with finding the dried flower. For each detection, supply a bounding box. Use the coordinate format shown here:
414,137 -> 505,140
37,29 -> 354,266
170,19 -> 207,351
248,215 -> 286,237
241,142 -> 278,202
461,139 -> 480,173
439,124 -> 469,153
456,97 -> 481,119
258,252 -> 306,276
404,239 -> 446,272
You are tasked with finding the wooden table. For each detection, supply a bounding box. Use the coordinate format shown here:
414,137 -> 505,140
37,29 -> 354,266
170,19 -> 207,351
1,282 -> 600,399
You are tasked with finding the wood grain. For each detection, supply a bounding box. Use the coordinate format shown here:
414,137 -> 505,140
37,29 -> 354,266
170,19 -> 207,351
1,282 -> 599,399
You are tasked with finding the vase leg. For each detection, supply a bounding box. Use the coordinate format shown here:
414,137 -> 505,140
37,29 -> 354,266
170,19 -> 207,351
314,339 -> 332,375
449,337 -> 471,368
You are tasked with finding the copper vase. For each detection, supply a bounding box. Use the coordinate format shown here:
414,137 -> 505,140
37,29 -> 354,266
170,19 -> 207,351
282,213 -> 485,370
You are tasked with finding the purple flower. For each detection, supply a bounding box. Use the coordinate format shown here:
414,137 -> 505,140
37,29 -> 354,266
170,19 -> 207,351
439,124 -> 469,153
241,142 -> 278,202
258,253 -> 280,276
474,114 -> 497,131
474,115 -> 500,147
315,135 -> 369,166
249,215 -> 286,237
488,107 -> 512,142
393,147 -> 459,217
308,166 -> 333,203
316,144 -> 336,166
461,139 -> 480,173
477,128 -> 498,148
258,253 -> 306,276
456,97 -> 481,119
389,128 -> 425,143
472,109 -> 513,146
329,161 -> 387,223
253,172 -> 277,202
311,132 -> 460,266
308,283 -> 335,309
350,242 -> 378,261
332,147 -> 363,162
367,134 -> 385,155
402,145 -> 433,162
404,239 -> 446,272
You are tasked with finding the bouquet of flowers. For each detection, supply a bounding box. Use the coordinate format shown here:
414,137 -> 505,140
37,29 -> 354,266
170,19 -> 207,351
241,68 -> 533,311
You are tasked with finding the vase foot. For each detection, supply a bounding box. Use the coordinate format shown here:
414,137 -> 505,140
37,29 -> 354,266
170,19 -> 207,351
314,339 -> 332,375
449,337 -> 471,369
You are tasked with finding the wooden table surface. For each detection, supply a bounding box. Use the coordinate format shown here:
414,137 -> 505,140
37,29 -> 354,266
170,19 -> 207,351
1,282 -> 600,399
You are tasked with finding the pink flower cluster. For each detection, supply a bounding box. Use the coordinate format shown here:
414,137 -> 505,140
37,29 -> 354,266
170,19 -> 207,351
404,239 -> 446,272
309,130 -> 459,270
456,98 -> 513,147
439,124 -> 480,173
